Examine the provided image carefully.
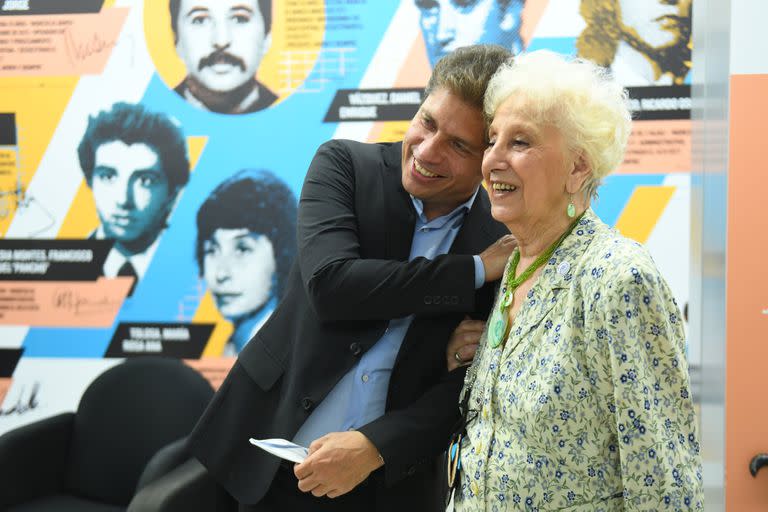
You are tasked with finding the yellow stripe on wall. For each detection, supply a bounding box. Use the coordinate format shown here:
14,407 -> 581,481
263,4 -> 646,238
194,291 -> 232,357
57,180 -> 99,238
187,136 -> 208,171
614,186 -> 676,244
0,77 -> 80,236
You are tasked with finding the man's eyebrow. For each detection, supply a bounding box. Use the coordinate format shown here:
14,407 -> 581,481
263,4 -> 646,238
230,4 -> 255,13
455,135 -> 483,154
123,161 -> 164,176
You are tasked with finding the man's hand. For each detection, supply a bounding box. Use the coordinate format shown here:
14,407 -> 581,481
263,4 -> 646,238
294,431 -> 384,498
479,234 -> 516,282
447,316 -> 485,371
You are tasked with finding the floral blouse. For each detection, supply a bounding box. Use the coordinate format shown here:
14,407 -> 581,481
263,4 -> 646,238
455,209 -> 703,511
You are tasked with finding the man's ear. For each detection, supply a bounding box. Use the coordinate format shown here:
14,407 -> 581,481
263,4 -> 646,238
164,186 -> 184,220
262,32 -> 272,57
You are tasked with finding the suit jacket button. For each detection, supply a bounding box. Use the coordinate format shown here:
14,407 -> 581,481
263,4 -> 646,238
406,465 -> 416,476
301,397 -> 314,411
349,342 -> 362,356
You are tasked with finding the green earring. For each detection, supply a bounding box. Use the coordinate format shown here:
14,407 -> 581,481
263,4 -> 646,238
566,194 -> 576,218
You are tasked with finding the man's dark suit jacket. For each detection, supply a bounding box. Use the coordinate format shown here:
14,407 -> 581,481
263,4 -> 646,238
189,139 -> 508,510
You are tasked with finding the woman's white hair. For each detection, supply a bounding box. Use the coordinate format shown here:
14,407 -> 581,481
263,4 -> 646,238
484,50 -> 632,200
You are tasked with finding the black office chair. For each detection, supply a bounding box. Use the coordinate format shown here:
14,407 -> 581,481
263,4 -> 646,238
0,357 -> 233,511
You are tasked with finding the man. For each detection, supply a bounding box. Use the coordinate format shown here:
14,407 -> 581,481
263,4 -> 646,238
189,44 -> 514,511
170,0 -> 277,114
77,102 -> 189,290
415,0 -> 524,67
577,0 -> 692,85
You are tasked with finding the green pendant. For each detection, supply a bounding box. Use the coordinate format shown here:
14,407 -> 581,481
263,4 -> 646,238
489,309 -> 507,348
503,290 -> 515,308
488,212 -> 586,350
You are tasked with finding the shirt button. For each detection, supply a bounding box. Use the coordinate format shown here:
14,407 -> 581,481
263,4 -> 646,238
300,397 -> 314,411
361,374 -> 369,383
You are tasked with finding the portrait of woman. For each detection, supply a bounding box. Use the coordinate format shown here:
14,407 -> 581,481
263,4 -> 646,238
196,169 -> 297,355
577,0 -> 692,86
452,50 -> 703,510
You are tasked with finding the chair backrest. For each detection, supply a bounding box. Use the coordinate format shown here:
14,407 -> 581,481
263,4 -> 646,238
65,357 -> 214,506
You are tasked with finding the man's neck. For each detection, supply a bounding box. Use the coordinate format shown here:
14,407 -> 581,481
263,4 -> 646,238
112,227 -> 163,258
420,188 -> 479,222
184,76 -> 260,114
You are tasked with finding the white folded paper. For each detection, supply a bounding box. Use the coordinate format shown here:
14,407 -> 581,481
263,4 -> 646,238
249,438 -> 309,463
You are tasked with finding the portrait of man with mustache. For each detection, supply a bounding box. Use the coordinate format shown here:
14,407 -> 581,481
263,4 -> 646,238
170,0 -> 277,115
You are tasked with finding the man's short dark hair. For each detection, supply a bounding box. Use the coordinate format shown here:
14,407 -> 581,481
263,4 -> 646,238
77,102 -> 190,192
169,0 -> 273,43
425,44 -> 513,111
196,169 -> 297,300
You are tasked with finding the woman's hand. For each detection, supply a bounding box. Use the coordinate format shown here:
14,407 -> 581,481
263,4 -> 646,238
446,316 -> 486,371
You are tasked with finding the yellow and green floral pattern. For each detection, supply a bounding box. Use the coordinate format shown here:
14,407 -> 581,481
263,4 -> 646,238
456,209 -> 703,511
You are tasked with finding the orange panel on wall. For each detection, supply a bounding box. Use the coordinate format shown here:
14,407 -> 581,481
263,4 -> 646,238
726,73 -> 768,510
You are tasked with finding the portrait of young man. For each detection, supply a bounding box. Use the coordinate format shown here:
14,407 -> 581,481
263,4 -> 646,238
577,0 -> 692,85
188,44 -> 515,511
169,0 -> 277,114
415,0 -> 525,67
77,102 -> 189,291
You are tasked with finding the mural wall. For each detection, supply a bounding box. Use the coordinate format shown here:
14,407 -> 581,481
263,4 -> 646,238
0,0 -> 692,434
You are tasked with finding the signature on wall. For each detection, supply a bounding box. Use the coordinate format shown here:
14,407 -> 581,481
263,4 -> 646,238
0,381 -> 40,416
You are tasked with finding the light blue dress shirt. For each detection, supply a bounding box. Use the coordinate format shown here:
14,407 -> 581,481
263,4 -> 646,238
293,188 -> 485,447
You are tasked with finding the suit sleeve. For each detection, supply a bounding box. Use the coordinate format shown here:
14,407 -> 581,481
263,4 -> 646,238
597,259 -> 703,510
298,140 -> 479,322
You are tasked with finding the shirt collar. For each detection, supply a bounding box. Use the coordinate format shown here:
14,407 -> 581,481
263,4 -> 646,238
410,186 -> 480,229
97,226 -> 164,279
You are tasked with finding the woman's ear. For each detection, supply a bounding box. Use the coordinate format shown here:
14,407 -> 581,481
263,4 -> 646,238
566,152 -> 591,195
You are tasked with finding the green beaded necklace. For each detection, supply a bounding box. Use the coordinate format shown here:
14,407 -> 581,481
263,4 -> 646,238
488,212 -> 585,348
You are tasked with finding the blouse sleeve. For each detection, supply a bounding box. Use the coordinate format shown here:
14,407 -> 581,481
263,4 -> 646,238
598,254 -> 703,510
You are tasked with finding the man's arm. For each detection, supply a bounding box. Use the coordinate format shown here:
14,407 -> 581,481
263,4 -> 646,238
294,317 -> 488,494
294,368 -> 466,496
297,140 -> 507,322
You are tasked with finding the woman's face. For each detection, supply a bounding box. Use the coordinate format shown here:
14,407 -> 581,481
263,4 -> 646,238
482,95 -> 573,231
203,228 -> 276,320
618,0 -> 688,50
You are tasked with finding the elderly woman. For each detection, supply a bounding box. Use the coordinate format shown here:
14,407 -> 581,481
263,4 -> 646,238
452,50 -> 703,510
